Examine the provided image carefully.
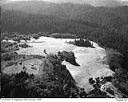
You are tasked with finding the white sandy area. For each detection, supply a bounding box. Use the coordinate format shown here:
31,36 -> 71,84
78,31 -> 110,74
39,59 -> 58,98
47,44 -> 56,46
17,36 -> 114,92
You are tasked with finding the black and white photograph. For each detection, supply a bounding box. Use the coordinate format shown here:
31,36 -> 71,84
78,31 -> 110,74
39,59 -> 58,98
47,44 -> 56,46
0,0 -> 128,100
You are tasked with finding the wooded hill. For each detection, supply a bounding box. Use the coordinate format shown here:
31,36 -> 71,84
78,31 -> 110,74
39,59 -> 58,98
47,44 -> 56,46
1,1 -> 128,63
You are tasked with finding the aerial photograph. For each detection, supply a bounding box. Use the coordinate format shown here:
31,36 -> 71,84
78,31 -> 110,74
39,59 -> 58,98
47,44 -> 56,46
1,0 -> 128,99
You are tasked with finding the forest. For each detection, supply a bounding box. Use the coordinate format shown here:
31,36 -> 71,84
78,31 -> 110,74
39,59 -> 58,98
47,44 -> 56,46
1,3 -> 128,70
1,1 -> 128,98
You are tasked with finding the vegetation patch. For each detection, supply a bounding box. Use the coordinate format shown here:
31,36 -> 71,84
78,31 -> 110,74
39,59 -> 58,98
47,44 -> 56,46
58,51 -> 80,66
96,48 -> 128,97
19,43 -> 32,48
1,52 -> 80,98
68,38 -> 94,48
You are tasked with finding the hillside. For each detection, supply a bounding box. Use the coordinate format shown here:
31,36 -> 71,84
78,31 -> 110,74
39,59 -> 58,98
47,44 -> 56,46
1,1 -> 128,97
1,1 -> 128,33
1,1 -> 128,60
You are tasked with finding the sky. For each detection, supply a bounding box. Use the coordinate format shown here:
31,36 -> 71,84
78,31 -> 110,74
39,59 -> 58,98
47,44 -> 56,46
2,0 -> 128,2
4,0 -> 128,1
1,0 -> 128,5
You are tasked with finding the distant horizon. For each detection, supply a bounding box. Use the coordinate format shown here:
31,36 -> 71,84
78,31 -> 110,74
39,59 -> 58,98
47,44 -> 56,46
3,0 -> 128,1
2,0 -> 128,6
